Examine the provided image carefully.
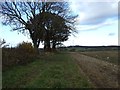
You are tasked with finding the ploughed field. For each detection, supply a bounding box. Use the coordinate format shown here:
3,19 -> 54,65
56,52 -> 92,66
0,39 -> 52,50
79,50 -> 118,65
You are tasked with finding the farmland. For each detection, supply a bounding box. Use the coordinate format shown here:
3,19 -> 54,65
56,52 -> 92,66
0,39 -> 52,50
63,46 -> 119,65
0,1 -> 119,89
79,50 -> 118,65
2,46 -> 119,88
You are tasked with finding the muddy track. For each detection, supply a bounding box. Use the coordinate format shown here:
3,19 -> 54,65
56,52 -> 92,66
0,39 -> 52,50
70,52 -> 118,88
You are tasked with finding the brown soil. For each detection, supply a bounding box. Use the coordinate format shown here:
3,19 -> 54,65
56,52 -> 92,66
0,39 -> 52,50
70,52 -> 119,88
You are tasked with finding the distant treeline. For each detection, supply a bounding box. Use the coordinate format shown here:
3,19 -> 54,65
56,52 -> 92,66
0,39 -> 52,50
58,45 -> 120,51
67,45 -> 119,48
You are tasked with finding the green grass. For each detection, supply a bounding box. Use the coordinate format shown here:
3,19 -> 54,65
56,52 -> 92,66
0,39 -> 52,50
3,53 -> 92,88
80,50 -> 118,65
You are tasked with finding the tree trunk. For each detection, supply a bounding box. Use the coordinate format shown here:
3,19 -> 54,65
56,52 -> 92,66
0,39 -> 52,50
33,39 -> 39,54
44,40 -> 51,52
44,30 -> 51,52
52,41 -> 56,51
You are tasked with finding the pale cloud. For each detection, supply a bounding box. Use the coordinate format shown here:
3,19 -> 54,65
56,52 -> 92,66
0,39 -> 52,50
108,33 -> 116,36
67,0 -> 120,2
76,19 -> 117,31
68,0 -> 119,34
71,2 -> 118,25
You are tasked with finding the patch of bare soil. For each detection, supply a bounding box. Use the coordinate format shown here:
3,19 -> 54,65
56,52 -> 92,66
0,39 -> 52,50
70,52 -> 118,88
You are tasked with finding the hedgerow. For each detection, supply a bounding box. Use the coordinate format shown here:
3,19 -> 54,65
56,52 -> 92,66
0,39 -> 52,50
2,42 -> 37,71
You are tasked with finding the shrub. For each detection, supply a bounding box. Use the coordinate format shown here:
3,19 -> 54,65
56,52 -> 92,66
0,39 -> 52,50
2,42 -> 37,71
16,42 -> 35,54
15,42 -> 37,64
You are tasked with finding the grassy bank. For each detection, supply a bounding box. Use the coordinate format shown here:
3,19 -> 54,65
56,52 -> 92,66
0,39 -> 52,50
3,53 -> 92,88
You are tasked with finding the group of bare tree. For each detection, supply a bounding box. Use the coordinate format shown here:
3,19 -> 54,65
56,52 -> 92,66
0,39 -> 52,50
0,1 -> 77,51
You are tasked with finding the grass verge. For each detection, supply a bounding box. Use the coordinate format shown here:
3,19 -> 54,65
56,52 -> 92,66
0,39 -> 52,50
3,53 -> 92,88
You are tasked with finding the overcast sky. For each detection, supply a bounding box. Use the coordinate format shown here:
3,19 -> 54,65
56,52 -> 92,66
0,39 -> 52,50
0,0 -> 119,47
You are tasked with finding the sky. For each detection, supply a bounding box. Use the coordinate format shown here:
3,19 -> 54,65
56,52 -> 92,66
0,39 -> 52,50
0,0 -> 119,47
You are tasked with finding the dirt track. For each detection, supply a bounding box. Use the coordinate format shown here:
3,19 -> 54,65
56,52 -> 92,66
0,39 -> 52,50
70,52 -> 118,88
